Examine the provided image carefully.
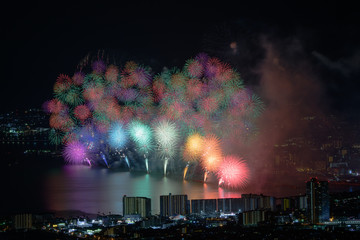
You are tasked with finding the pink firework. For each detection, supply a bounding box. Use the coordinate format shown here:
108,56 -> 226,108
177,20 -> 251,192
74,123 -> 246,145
191,113 -> 206,129
117,88 -> 139,102
63,140 -> 87,164
231,89 -> 251,107
105,65 -> 119,82
133,67 -> 151,87
217,155 -> 250,189
205,57 -> 221,79
195,52 -> 210,66
72,72 -> 85,85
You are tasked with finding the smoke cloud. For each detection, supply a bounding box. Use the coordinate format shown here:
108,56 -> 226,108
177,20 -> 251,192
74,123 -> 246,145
236,37 -> 328,196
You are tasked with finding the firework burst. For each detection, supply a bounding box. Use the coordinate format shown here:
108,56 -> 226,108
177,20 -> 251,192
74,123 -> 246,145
217,155 -> 250,189
63,140 -> 88,165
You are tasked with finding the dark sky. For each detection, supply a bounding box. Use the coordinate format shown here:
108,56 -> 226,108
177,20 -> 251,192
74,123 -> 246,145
2,0 -> 360,116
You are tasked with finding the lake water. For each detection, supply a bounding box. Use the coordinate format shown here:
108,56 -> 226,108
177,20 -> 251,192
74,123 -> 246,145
3,162 -> 358,216
44,165 -> 243,215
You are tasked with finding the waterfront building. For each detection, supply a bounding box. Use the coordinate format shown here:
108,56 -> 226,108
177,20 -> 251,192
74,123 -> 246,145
123,195 -> 151,218
160,193 -> 188,217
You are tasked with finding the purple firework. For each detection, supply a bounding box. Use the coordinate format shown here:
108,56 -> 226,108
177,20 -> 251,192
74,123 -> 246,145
117,88 -> 139,102
63,141 -> 88,164
91,60 -> 106,74
72,72 -> 85,85
195,52 -> 209,66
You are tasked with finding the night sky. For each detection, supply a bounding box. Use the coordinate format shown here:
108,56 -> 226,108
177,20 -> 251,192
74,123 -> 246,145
2,0 -> 360,116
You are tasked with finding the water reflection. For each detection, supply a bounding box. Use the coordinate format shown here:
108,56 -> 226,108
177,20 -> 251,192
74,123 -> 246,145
45,166 -> 245,215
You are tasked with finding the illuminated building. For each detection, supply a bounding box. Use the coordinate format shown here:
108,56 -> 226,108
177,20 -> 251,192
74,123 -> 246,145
306,178 -> 330,224
217,198 -> 244,213
0,109 -> 55,155
123,195 -> 151,218
191,199 -> 217,214
239,210 -> 267,226
160,193 -> 188,217
14,213 -> 32,230
191,196 -> 275,214
242,194 -> 275,212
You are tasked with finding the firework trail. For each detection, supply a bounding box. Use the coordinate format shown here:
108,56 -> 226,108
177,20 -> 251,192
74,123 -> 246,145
100,151 -> 109,168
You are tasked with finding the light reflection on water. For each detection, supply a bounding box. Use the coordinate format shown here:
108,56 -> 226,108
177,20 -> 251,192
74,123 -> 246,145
45,165 -> 360,215
45,165 -> 242,215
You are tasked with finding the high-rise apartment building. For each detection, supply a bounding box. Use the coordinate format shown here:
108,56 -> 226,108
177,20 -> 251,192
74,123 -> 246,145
160,193 -> 188,217
306,178 -> 330,223
123,195 -> 151,218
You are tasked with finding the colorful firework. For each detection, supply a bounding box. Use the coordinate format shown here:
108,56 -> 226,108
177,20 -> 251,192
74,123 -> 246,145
45,52 -> 263,185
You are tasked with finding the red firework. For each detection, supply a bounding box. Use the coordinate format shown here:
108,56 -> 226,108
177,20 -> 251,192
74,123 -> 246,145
56,74 -> 72,85
217,155 -> 250,189
123,61 -> 138,74
186,79 -> 203,101
200,96 -> 219,114
186,59 -> 203,78
215,64 -> 233,83
74,105 -> 91,121
83,86 -> 104,101
47,99 -> 64,114
49,113 -> 74,131
152,79 -> 166,102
